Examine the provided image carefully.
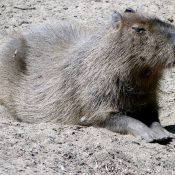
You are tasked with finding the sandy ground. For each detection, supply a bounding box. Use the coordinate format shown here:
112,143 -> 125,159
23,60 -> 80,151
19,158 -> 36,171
0,0 -> 175,174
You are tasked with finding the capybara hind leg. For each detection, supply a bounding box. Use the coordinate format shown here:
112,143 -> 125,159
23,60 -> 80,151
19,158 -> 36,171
150,122 -> 175,140
103,115 -> 158,142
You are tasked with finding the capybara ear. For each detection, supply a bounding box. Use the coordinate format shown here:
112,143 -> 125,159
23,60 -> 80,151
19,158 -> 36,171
111,11 -> 122,28
124,7 -> 135,13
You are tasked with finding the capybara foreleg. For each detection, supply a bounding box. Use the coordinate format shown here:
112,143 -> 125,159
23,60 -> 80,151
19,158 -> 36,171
103,115 -> 159,142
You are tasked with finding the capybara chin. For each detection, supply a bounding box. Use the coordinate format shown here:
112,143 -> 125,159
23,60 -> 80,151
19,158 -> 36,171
0,8 -> 175,142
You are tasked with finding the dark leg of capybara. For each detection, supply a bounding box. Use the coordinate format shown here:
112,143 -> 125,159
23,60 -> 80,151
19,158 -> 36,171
130,108 -> 174,141
103,114 -> 157,142
102,109 -> 174,142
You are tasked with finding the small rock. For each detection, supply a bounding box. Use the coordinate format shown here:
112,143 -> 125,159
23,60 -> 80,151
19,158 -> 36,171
0,4 -> 5,8
168,18 -> 174,23
132,140 -> 140,145
63,7 -> 68,10
60,165 -> 66,171
19,20 -> 29,26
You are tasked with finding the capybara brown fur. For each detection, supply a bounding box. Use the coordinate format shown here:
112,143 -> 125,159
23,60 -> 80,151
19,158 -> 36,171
0,8 -> 175,142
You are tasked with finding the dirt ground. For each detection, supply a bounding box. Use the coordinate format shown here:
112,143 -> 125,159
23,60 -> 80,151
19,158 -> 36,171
0,0 -> 175,174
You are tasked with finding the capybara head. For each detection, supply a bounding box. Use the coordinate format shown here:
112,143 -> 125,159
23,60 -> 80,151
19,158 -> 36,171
107,9 -> 175,82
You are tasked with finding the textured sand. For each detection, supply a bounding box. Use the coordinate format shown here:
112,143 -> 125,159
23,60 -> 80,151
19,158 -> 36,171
0,0 -> 175,174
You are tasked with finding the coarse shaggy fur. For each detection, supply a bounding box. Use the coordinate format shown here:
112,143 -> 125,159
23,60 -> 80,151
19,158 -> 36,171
0,10 -> 175,139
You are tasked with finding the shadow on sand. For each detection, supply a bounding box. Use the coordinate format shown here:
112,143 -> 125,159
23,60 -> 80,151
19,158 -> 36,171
165,125 -> 175,134
156,125 -> 175,145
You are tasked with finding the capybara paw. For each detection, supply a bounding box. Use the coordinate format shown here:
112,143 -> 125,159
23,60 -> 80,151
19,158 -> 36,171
154,133 -> 175,141
138,132 -> 174,143
138,134 -> 156,143
150,122 -> 175,141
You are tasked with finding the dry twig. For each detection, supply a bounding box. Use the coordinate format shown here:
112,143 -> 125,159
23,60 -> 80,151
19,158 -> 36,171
14,6 -> 36,10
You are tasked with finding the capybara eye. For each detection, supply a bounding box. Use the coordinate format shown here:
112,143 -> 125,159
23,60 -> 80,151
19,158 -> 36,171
125,7 -> 135,13
132,27 -> 146,33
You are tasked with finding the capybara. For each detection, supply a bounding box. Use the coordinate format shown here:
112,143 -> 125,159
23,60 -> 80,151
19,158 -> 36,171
0,8 -> 175,142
